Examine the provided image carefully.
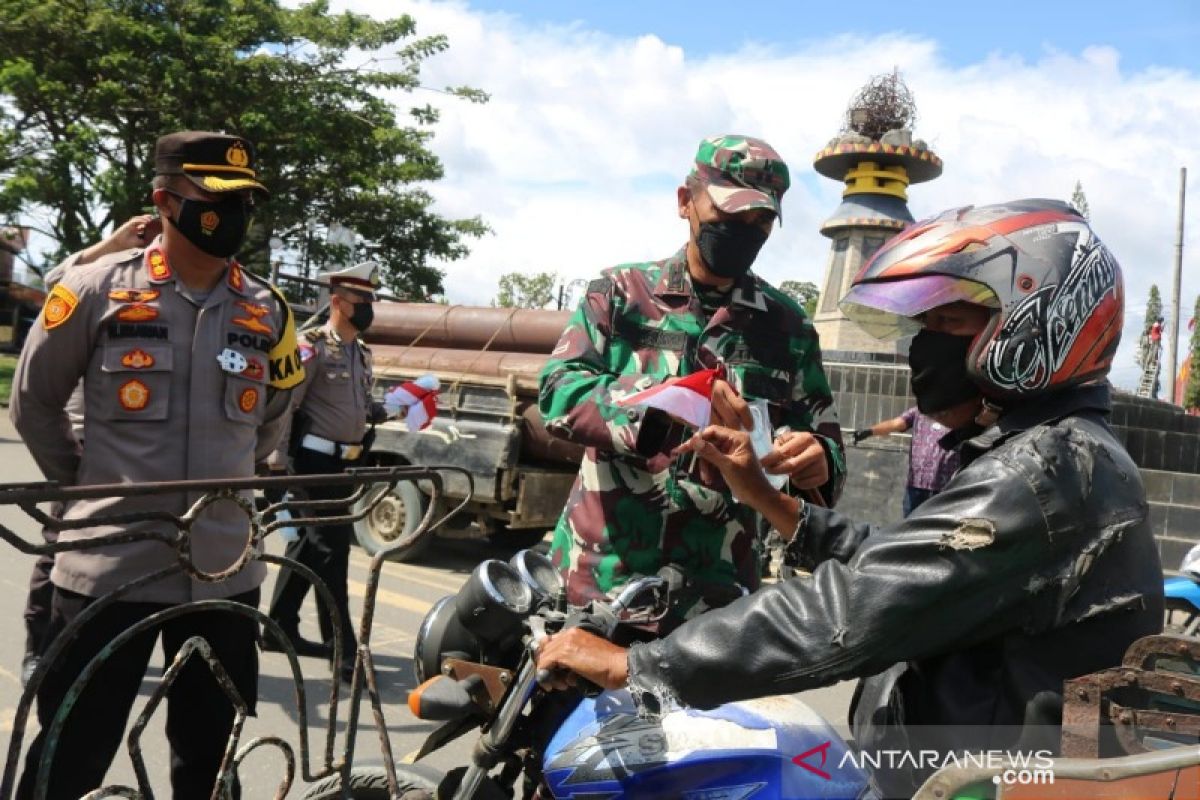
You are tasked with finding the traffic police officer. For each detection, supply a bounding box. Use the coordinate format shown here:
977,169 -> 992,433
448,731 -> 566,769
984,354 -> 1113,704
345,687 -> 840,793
11,131 -> 303,800
264,261 -> 387,683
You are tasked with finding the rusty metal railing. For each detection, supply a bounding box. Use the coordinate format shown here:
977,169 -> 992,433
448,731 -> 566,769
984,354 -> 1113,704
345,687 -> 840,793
0,465 -> 472,800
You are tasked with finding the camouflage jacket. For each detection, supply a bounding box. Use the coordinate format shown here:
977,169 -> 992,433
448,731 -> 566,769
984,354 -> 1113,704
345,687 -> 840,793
539,247 -> 844,606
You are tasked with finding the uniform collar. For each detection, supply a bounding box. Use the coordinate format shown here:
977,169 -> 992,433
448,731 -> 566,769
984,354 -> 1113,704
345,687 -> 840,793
653,245 -> 767,311
143,241 -> 247,296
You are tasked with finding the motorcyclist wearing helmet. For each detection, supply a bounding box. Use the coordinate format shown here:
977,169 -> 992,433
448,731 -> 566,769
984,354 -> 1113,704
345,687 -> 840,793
536,199 -> 1164,795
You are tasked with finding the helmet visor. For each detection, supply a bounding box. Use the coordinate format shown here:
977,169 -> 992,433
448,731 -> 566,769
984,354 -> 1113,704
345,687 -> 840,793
840,275 -> 999,340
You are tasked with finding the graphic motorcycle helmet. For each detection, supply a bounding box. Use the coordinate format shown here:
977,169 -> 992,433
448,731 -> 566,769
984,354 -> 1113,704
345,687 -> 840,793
839,198 -> 1124,402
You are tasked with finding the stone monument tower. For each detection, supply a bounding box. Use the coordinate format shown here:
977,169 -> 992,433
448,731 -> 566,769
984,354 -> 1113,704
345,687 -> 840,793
811,71 -> 942,355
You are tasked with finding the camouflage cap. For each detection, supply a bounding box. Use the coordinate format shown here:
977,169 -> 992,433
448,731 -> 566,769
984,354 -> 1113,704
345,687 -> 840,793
689,134 -> 790,220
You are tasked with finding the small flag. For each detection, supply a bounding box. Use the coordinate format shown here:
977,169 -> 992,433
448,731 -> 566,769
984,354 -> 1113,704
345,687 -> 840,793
615,367 -> 721,429
385,374 -> 440,432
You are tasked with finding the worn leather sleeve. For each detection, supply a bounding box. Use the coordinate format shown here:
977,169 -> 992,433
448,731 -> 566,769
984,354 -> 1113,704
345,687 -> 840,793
627,427 -> 1103,711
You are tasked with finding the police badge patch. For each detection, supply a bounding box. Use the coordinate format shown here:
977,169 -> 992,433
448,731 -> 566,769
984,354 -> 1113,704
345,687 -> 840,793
217,348 -> 248,375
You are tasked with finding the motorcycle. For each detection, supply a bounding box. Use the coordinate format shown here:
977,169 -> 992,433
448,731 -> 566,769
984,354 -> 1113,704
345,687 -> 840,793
1164,543 -> 1200,637
303,549 -> 874,799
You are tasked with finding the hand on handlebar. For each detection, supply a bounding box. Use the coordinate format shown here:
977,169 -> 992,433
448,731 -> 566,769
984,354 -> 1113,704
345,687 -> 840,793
534,628 -> 629,692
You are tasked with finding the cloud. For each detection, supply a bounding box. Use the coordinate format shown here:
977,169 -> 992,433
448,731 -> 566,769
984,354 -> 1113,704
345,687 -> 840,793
333,0 -> 1200,391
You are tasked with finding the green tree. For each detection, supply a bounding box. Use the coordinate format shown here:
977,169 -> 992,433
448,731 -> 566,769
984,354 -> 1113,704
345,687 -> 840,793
779,280 -> 820,317
495,272 -> 557,309
0,0 -> 487,298
1185,297 -> 1200,411
1069,180 -> 1090,220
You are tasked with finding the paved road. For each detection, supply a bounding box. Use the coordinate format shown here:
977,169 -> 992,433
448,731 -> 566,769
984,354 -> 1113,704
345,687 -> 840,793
0,414 -> 852,796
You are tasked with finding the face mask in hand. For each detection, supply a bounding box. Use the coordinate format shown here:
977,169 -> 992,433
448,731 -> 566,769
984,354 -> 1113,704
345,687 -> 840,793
695,220 -> 768,279
908,329 -> 981,414
166,192 -> 251,258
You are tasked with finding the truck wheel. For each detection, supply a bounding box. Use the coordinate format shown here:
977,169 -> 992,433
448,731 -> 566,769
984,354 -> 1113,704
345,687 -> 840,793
301,764 -> 442,799
352,480 -> 433,562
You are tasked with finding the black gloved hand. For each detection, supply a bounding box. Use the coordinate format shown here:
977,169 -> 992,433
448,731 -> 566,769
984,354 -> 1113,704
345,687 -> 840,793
852,428 -> 872,444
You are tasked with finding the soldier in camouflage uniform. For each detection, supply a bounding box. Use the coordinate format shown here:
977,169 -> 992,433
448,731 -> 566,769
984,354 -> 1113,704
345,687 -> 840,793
539,135 -> 844,617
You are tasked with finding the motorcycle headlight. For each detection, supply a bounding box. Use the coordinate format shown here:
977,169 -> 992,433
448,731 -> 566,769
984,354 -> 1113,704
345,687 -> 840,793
413,595 -> 480,684
455,559 -> 533,646
509,549 -> 563,599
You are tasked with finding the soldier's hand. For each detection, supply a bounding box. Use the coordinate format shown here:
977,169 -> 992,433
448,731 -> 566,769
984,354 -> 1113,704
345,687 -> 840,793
77,215 -> 162,266
761,431 -> 828,489
113,214 -> 161,248
710,379 -> 753,431
535,629 -> 629,691
675,425 -> 775,506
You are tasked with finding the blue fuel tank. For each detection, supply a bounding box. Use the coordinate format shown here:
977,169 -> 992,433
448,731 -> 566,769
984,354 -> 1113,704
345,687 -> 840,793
542,690 -> 871,799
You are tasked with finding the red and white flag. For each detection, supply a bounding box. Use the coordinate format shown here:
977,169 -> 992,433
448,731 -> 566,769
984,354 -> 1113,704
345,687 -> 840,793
384,374 -> 439,432
616,367 -> 721,429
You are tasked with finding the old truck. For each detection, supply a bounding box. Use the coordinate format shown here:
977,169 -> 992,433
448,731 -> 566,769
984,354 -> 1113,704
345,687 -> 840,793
350,303 -> 584,561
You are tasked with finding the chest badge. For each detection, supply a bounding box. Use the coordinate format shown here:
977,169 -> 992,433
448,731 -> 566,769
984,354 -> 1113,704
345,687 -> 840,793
118,379 -> 150,411
232,315 -> 272,335
121,349 -> 155,369
117,304 -> 159,322
238,387 -> 259,413
236,300 -> 270,318
242,357 -> 265,381
109,288 -> 160,303
217,348 -> 248,374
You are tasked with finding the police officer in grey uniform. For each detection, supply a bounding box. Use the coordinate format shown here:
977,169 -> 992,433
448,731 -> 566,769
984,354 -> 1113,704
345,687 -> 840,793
10,131 -> 304,800
264,260 -> 388,683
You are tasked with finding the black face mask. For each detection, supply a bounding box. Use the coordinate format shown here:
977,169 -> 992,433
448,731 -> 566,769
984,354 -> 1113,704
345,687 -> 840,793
166,192 -> 251,259
695,220 -> 769,279
908,329 -> 981,414
347,301 -> 374,332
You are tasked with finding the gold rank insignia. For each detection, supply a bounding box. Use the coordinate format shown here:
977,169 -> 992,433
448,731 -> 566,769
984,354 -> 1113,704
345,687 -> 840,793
118,379 -> 150,411
238,387 -> 259,413
147,249 -> 173,282
109,288 -> 160,303
43,284 -> 79,330
117,304 -> 159,322
121,349 -> 155,369
227,263 -> 245,292
200,210 -> 219,234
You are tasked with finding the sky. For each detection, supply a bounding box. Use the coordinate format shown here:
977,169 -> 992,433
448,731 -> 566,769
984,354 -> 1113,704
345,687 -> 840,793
320,0 -> 1200,391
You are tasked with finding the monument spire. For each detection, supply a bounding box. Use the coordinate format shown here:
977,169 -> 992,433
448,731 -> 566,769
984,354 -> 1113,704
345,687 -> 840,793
811,70 -> 942,356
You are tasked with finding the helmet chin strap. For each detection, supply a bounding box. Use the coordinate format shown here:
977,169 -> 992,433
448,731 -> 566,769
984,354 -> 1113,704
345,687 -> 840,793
937,398 -> 1005,451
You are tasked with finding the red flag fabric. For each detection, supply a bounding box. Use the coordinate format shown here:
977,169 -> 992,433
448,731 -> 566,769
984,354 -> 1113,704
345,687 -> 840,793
616,367 -> 721,429
384,375 -> 439,432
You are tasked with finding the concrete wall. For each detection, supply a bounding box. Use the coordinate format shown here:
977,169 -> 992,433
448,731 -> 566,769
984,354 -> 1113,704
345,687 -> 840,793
823,359 -> 1200,566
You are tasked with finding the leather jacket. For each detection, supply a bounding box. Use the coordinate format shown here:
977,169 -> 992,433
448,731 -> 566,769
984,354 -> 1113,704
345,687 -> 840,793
627,385 -> 1163,789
